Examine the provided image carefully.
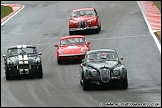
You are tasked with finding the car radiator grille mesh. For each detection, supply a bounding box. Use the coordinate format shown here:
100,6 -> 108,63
100,68 -> 110,83
80,20 -> 86,28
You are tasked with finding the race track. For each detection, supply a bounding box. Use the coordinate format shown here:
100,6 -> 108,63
1,1 -> 161,107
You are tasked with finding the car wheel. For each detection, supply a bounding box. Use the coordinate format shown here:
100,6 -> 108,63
83,78 -> 89,91
57,59 -> 62,65
99,25 -> 101,31
95,28 -> 99,34
38,70 -> 43,78
121,78 -> 128,89
6,71 -> 11,80
80,80 -> 83,85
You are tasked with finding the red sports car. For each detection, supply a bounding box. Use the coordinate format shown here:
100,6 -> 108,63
69,7 -> 101,35
54,35 -> 91,64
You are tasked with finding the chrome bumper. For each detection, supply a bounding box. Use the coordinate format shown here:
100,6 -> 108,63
69,26 -> 98,31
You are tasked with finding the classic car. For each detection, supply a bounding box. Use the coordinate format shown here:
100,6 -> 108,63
69,7 -> 101,35
2,45 -> 43,80
79,49 -> 128,90
54,35 -> 91,64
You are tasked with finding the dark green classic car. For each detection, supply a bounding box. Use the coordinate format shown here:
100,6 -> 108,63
2,45 -> 43,80
79,49 -> 128,90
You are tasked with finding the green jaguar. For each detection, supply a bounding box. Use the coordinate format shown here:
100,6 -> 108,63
79,48 -> 128,90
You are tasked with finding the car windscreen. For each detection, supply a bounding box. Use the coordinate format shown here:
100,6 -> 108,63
87,51 -> 119,62
60,38 -> 86,46
72,10 -> 95,17
7,47 -> 37,56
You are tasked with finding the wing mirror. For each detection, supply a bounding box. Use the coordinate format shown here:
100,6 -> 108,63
54,44 -> 59,47
87,42 -> 91,45
70,15 -> 72,19
39,52 -> 42,55
3,55 -> 7,59
81,59 -> 86,66
120,57 -> 123,60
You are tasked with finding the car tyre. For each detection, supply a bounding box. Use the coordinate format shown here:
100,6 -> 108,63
121,78 -> 128,89
99,25 -> 101,31
38,70 -> 43,78
57,59 -> 62,65
95,27 -> 99,34
6,71 -> 11,80
83,78 -> 89,91
80,80 -> 83,85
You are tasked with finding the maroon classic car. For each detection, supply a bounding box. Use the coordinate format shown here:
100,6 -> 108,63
69,8 -> 101,35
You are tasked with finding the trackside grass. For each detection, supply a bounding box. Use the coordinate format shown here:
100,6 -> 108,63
153,1 -> 161,39
1,5 -> 13,19
153,1 -> 161,12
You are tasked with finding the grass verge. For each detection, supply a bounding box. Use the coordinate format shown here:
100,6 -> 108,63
155,31 -> 161,40
1,5 -> 13,19
153,1 -> 161,40
153,1 -> 161,12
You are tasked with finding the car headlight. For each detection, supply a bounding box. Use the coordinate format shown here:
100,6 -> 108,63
7,60 -> 13,67
91,69 -> 97,77
74,22 -> 78,26
87,67 -> 98,77
81,48 -> 86,53
59,50 -> 64,55
35,57 -> 41,64
88,20 -> 92,24
113,67 -> 120,76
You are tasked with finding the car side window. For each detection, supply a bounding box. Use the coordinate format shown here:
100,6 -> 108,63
79,38 -> 86,44
7,49 -> 13,56
112,53 -> 119,60
61,39 -> 71,46
32,48 -> 37,54
85,10 -> 94,15
80,11 -> 85,16
72,11 -> 80,17
7,48 -> 18,56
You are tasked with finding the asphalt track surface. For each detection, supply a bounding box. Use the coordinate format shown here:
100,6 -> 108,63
1,1 -> 161,107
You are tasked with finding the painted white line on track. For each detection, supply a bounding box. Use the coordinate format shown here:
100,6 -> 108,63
1,5 -> 25,26
153,30 -> 161,32
137,1 -> 161,54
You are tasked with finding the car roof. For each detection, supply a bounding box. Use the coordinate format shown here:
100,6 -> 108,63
73,8 -> 94,12
60,35 -> 85,40
8,45 -> 36,49
86,48 -> 117,54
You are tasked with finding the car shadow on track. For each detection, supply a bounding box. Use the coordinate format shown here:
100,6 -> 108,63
70,30 -> 104,36
6,76 -> 43,81
85,84 -> 128,91
59,60 -> 81,65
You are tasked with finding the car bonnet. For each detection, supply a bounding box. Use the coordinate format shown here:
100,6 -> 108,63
87,60 -> 119,69
8,55 -> 38,65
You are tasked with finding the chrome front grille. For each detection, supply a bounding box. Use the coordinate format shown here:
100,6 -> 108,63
100,68 -> 110,83
80,20 -> 86,28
